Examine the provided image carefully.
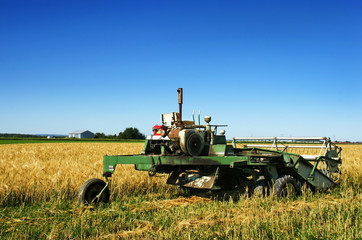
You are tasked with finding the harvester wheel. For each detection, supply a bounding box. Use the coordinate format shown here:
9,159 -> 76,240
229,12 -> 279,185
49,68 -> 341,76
253,176 -> 269,197
78,178 -> 110,205
273,175 -> 301,198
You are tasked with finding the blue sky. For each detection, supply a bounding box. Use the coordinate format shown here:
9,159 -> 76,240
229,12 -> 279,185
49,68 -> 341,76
1,0 -> 361,141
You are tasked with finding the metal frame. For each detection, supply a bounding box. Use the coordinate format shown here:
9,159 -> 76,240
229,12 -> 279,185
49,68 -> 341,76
232,137 -> 340,160
232,136 -> 342,184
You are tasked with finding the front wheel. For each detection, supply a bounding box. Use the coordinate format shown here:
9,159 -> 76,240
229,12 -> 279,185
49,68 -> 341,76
273,175 -> 301,198
78,178 -> 110,205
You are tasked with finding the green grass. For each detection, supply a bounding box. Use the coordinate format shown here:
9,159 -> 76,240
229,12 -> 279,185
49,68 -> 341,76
1,192 -> 360,239
0,138 -> 145,145
1,182 -> 361,239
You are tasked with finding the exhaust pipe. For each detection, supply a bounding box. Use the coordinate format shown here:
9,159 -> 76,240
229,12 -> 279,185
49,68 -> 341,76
177,88 -> 183,124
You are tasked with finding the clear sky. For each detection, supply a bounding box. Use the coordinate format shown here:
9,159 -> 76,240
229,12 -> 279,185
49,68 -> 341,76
1,0 -> 361,141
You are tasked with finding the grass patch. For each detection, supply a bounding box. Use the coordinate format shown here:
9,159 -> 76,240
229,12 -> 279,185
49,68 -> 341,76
1,190 -> 360,239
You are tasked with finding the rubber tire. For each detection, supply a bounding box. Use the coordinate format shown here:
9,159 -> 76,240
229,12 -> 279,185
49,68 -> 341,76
78,178 -> 110,205
253,176 -> 269,197
273,175 -> 301,198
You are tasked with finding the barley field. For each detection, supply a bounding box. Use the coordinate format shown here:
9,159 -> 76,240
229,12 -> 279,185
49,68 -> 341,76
0,142 -> 361,239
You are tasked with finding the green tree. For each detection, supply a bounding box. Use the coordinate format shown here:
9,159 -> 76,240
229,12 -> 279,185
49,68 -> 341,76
95,132 -> 106,138
118,128 -> 145,139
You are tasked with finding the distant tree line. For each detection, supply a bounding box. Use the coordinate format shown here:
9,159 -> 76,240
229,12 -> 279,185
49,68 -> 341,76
95,127 -> 145,139
0,133 -> 43,138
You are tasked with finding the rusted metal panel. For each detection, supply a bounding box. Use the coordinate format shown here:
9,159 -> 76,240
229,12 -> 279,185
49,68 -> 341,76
168,128 -> 181,139
167,169 -> 218,189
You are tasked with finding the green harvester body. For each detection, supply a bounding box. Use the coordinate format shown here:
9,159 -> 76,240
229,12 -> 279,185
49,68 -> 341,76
103,136 -> 342,192
79,88 -> 342,205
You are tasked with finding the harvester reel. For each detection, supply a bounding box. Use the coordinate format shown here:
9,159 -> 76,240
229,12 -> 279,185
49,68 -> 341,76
186,132 -> 204,156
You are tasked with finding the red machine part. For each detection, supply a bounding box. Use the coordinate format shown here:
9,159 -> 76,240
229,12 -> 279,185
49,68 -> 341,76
153,125 -> 167,136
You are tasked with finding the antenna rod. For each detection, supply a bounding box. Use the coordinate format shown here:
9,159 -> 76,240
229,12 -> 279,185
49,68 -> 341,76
177,88 -> 183,124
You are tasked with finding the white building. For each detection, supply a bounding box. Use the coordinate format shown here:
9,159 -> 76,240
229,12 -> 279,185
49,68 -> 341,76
68,130 -> 95,139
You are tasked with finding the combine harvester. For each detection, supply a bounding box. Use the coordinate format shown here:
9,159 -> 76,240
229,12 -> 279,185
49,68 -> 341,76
79,88 -> 342,204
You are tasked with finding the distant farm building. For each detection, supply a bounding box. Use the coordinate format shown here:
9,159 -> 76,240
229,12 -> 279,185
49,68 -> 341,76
68,130 -> 95,139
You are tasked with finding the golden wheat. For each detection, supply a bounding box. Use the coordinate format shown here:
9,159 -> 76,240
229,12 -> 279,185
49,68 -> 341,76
0,142 -> 361,239
0,143 -> 361,204
0,142 -> 170,204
